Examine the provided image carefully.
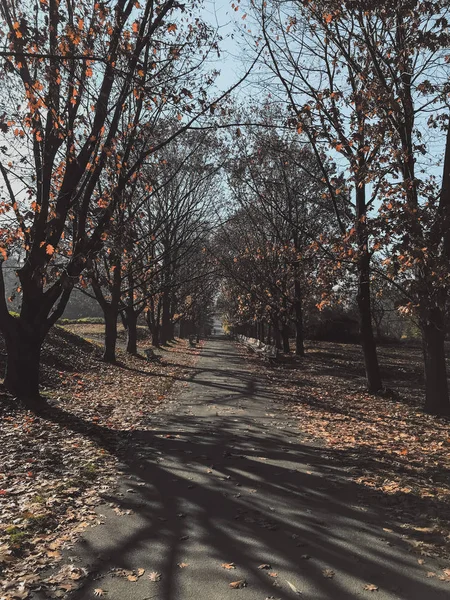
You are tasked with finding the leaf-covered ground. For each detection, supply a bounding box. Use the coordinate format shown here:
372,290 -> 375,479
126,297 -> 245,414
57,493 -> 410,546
243,340 -> 450,563
0,326 -> 201,600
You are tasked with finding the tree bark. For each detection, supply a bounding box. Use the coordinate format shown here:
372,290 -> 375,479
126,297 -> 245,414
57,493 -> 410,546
125,309 -> 138,355
4,327 -> 44,407
160,292 -> 171,345
356,183 -> 383,393
103,307 -> 118,363
272,317 -> 282,350
282,322 -> 290,353
294,280 -> 305,356
421,308 -> 450,415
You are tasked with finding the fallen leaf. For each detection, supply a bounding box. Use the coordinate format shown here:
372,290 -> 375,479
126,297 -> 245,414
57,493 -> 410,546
222,562 -> 236,569
137,568 -> 145,577
230,580 -> 247,589
177,562 -> 188,568
268,572 -> 278,578
363,583 -> 379,591
127,575 -> 138,582
323,569 -> 335,578
94,590 -> 106,597
258,564 -> 271,569
148,572 -> 161,582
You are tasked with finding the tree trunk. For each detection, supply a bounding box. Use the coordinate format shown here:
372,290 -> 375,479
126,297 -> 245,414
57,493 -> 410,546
126,309 -> 138,355
356,183 -> 383,393
294,280 -> 305,356
421,308 -> 450,415
282,323 -> 290,353
357,266 -> 382,392
4,328 -> 44,407
103,307 -> 118,363
273,317 -> 282,350
160,292 -> 171,345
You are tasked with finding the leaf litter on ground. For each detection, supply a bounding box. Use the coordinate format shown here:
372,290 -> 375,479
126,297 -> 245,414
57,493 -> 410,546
240,339 -> 450,564
0,326 -> 201,599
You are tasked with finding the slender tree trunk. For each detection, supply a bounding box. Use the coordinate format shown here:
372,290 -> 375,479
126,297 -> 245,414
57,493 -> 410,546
103,307 -> 118,363
160,292 -> 171,345
4,327 -> 44,407
294,280 -> 305,356
421,308 -> 450,415
356,183 -> 383,393
282,322 -> 290,353
273,317 -> 282,350
125,309 -> 138,355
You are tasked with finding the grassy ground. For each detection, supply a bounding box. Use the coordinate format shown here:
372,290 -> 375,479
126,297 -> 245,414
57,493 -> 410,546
0,324 -> 201,599
242,339 -> 450,563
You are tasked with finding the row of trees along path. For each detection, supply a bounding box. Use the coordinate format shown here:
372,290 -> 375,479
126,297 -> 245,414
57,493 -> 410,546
0,0 -> 449,416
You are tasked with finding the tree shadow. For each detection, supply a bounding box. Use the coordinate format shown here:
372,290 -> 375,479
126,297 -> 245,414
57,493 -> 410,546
28,338 -> 450,600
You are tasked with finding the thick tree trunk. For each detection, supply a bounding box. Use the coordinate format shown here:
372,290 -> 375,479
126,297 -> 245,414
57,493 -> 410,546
294,280 -> 305,356
125,309 -> 138,355
103,307 -> 118,363
421,309 -> 450,415
4,329 -> 44,407
282,323 -> 290,354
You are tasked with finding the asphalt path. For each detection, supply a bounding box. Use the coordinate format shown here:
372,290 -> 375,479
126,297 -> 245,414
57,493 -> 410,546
48,334 -> 449,600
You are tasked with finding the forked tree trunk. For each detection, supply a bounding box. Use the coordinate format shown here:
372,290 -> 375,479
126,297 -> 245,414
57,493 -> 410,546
421,308 -> 450,415
4,328 -> 44,407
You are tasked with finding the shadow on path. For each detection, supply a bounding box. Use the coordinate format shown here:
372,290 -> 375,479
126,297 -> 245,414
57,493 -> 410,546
33,337 -> 449,600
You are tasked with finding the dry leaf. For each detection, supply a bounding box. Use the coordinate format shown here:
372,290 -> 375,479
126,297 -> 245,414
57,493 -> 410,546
268,572 -> 278,578
148,572 -> 161,582
222,562 -> 236,570
323,569 -> 335,578
230,580 -> 247,589
127,575 -> 138,582
137,568 -> 145,577
178,562 -> 188,568
363,583 -> 379,591
94,590 -> 106,597
258,564 -> 271,570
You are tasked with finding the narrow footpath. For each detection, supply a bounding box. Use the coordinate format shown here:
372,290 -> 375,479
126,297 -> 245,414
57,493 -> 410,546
51,335 -> 449,599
